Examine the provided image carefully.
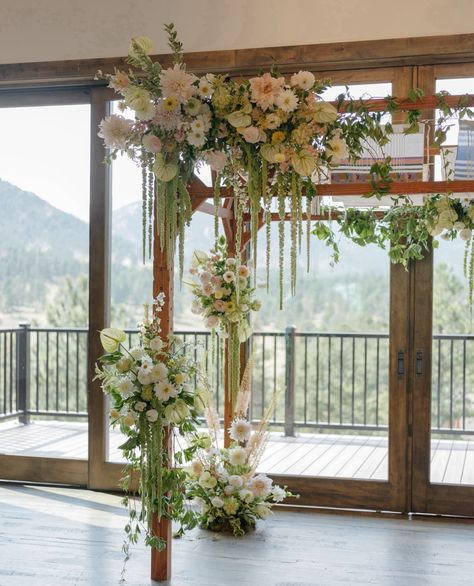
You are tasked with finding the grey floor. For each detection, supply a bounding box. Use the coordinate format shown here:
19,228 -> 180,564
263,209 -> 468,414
0,484 -> 472,586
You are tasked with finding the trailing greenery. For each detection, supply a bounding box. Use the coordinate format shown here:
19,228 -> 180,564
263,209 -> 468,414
313,195 -> 474,306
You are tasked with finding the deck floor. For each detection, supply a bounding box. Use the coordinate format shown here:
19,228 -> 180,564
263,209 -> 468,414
0,420 -> 473,484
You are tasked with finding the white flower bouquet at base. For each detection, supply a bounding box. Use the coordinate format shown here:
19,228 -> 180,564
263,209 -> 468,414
94,294 -> 209,569
185,362 -> 297,536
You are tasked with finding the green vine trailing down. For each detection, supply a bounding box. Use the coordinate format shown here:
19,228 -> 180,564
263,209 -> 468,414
313,195 -> 474,306
97,23 -> 473,304
94,294 -> 210,576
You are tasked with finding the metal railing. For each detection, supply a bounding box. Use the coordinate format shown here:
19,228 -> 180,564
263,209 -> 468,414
0,325 -> 472,436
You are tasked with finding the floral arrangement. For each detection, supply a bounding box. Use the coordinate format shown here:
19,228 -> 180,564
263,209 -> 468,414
186,366 -> 295,536
314,194 -> 474,305
189,236 -> 261,402
97,23 -> 390,292
95,293 -> 208,567
98,23 -> 473,308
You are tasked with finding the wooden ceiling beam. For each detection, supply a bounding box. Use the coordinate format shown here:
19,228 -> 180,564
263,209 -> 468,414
1,34 -> 472,86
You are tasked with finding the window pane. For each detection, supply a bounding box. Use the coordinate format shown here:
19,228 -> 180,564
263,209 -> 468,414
0,103 -> 90,460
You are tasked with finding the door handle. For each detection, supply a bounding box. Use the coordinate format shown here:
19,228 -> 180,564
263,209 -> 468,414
416,349 -> 423,376
397,350 -> 405,378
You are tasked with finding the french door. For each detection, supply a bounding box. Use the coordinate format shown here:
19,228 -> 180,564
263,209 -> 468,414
411,248 -> 474,516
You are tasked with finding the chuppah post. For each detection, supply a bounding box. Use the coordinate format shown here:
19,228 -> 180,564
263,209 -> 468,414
150,225 -> 173,582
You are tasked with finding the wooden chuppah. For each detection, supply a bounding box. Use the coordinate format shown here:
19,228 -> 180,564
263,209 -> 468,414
148,93 -> 474,580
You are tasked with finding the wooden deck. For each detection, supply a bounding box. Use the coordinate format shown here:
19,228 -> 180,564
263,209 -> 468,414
0,420 -> 473,484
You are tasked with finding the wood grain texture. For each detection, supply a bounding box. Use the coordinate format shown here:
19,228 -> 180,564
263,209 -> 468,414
0,34 -> 472,85
0,484 -> 473,586
151,196 -> 174,581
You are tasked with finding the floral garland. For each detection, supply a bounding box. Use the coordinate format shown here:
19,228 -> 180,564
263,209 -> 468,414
189,236 -> 261,403
95,294 -> 208,571
186,369 -> 295,536
313,195 -> 474,306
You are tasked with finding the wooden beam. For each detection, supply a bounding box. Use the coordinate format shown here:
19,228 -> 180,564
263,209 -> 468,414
337,94 -> 474,112
1,34 -> 472,85
193,200 -> 234,218
150,217 -> 173,582
188,180 -> 474,200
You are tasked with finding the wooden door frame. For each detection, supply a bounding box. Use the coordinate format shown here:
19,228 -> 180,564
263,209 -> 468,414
268,259 -> 412,510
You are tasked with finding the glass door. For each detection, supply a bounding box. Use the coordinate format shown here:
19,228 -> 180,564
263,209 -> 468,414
411,75 -> 474,516
0,90 -> 91,485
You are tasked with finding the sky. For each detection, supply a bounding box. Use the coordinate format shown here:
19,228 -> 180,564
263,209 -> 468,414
0,79 -> 470,223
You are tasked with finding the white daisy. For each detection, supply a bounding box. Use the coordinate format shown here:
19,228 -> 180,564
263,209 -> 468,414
229,418 -> 252,442
275,89 -> 299,112
154,379 -> 178,402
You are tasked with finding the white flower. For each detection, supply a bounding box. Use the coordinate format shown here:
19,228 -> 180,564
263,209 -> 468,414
135,101 -> 155,121
198,471 -> 217,489
248,474 -> 273,498
200,271 -> 212,283
191,300 -> 203,315
190,460 -> 204,476
198,76 -> 214,97
290,70 -> 315,90
204,150 -> 227,172
130,347 -> 146,360
174,372 -> 188,386
275,89 -> 298,112
228,446 -> 247,467
154,379 -> 178,401
134,401 -> 147,412
116,377 -> 134,398
98,115 -> 133,149
228,475 -> 244,488
255,503 -> 272,519
312,100 -> 338,123
229,418 -> 252,442
160,65 -> 197,103
190,114 -> 211,133
327,131 -> 349,161
187,129 -> 206,148
184,97 -> 202,116
238,489 -> 255,503
226,257 -> 237,267
146,409 -> 159,423
116,356 -> 132,373
150,362 -> 168,382
211,496 -> 224,508
137,371 -> 153,385
149,337 -> 164,352
223,270 -> 235,283
224,485 -> 235,495
223,497 -> 239,515
271,486 -> 286,503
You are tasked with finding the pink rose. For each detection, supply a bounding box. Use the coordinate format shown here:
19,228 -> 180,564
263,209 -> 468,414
142,134 -> 162,153
242,126 -> 261,144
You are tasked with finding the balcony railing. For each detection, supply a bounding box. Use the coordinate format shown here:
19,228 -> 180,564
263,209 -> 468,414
0,325 -> 472,436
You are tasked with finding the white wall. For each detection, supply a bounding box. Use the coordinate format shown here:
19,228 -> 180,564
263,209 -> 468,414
0,0 -> 473,64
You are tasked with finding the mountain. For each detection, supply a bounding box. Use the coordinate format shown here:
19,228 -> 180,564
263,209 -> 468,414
0,178 -> 467,331
0,179 -> 89,258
